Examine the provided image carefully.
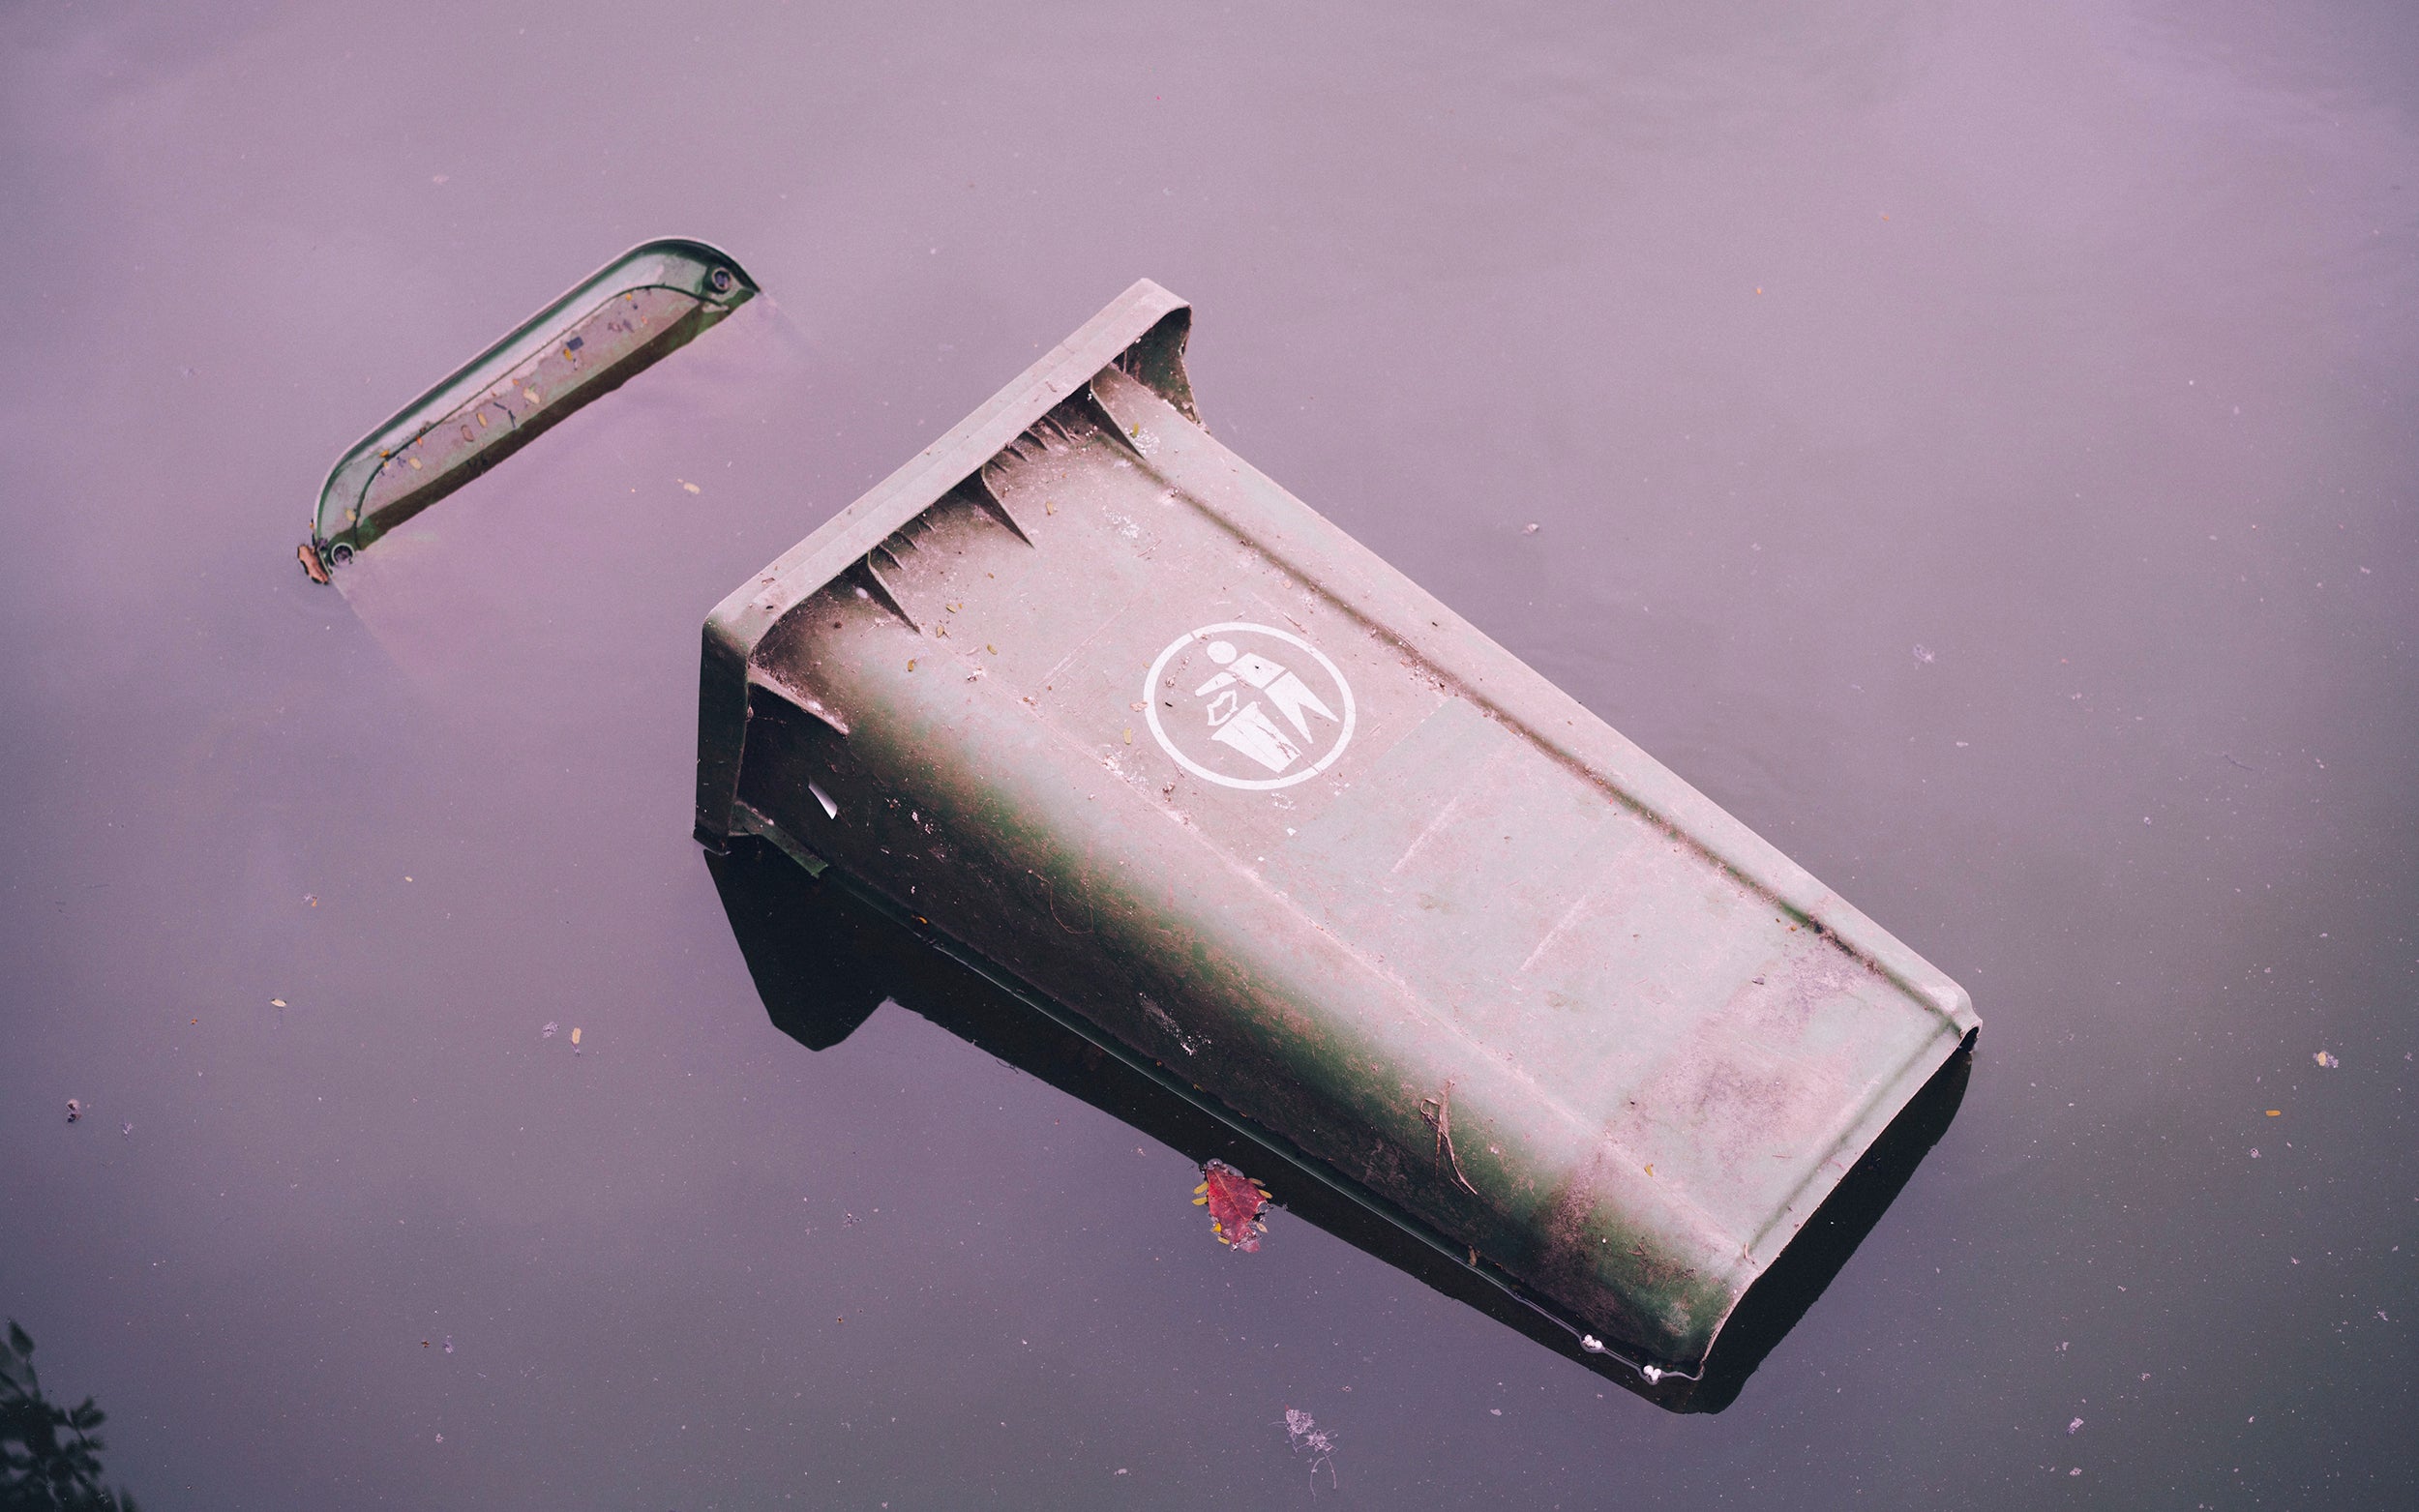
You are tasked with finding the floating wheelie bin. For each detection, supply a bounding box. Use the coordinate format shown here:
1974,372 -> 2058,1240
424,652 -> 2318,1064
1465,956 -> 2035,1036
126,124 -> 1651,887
692,279 -> 1980,1379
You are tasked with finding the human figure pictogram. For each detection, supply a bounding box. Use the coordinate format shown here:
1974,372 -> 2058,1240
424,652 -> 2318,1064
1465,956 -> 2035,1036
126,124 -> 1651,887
1193,638 -> 1338,774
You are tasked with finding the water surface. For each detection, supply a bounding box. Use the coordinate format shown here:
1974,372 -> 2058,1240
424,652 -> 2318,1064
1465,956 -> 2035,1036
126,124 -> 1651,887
4,1 -> 2414,1505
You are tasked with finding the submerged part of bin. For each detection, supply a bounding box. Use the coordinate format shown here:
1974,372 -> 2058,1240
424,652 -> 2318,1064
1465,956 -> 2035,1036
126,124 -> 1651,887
695,280 -> 1979,1377
301,239 -> 756,581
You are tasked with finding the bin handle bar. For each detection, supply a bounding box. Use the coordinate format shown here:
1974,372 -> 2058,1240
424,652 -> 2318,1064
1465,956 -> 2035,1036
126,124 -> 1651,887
302,238 -> 758,578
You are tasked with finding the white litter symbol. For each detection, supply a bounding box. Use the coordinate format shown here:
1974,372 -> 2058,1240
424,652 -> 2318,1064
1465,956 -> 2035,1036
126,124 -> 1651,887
1198,642 -> 1336,772
1144,623 -> 1357,791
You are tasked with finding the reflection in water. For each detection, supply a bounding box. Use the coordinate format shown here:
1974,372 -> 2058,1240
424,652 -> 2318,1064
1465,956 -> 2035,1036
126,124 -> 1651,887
326,294 -> 821,704
706,835 -> 1969,1412
1,1321 -> 139,1512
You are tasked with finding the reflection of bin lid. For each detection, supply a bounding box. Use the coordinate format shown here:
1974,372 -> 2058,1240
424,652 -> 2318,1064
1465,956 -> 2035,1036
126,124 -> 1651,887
696,280 -> 1979,1376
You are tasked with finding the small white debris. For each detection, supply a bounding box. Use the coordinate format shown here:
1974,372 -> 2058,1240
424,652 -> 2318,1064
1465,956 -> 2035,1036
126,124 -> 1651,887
2068,1417 -> 2083,1435
1281,1408 -> 1337,1488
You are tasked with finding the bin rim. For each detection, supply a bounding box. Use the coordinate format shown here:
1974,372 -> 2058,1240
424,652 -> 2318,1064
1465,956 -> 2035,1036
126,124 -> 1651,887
694,278 -> 1194,842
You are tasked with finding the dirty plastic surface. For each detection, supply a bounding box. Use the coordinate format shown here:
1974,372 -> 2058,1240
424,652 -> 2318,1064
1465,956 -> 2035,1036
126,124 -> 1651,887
701,282 -> 1978,1375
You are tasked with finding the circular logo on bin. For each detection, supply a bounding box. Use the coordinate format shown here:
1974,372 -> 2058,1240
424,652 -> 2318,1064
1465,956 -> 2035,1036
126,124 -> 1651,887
1143,622 -> 1357,790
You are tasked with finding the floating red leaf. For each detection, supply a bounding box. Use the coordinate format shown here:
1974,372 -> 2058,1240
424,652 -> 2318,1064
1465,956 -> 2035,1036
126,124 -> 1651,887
1192,1159 -> 1271,1252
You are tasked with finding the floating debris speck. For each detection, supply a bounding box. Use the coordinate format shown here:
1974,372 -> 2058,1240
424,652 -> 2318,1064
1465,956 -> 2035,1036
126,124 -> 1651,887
1281,1408 -> 1338,1488
1194,1160 -> 1271,1252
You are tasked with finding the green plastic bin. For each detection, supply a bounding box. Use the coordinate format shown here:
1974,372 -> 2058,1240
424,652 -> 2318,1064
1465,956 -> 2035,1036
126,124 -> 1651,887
694,280 -> 1979,1379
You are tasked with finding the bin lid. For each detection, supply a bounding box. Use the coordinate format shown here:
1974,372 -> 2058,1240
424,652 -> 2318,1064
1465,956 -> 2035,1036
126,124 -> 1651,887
697,280 -> 1979,1375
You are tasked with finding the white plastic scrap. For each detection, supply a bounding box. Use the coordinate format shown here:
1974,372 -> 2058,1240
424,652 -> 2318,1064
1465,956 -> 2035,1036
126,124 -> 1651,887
1281,1408 -> 1338,1488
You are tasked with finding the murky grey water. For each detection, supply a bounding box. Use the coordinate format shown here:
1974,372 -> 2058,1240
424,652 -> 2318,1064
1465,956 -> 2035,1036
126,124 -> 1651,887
5,1 -> 2415,1505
